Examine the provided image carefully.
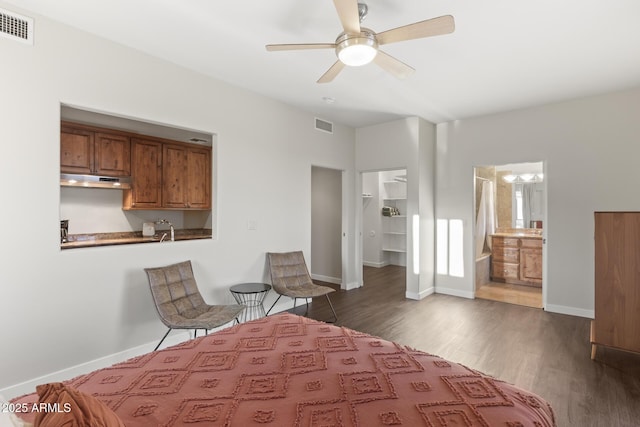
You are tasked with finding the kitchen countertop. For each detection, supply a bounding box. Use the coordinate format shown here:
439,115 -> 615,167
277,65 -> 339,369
61,229 -> 212,249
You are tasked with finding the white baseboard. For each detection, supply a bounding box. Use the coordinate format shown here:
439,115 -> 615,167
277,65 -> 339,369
310,273 -> 341,285
435,286 -> 475,299
0,303 -> 303,401
0,329 -> 196,399
545,304 -> 594,319
343,281 -> 362,291
363,260 -> 387,268
406,286 -> 435,300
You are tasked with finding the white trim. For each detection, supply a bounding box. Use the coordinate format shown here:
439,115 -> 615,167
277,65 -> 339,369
435,286 -> 475,299
310,273 -> 341,285
406,286 -> 434,300
0,329 -> 197,399
363,260 -> 388,268
545,304 -> 594,319
343,281 -> 362,290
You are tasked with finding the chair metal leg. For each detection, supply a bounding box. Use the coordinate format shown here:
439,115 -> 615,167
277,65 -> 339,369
154,328 -> 172,351
325,294 -> 338,323
266,294 -> 282,315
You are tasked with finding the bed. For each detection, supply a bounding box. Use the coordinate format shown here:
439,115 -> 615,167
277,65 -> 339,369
11,313 -> 555,426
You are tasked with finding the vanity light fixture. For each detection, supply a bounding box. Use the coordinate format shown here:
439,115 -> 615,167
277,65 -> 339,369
502,173 -> 544,183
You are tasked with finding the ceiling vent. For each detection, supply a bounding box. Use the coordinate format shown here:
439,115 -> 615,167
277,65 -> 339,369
315,118 -> 333,134
0,8 -> 34,45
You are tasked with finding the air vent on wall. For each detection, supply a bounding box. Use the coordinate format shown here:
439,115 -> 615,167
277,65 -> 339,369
315,117 -> 333,134
0,8 -> 34,45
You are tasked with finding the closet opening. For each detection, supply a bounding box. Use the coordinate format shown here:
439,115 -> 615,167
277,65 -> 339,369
361,169 -> 408,289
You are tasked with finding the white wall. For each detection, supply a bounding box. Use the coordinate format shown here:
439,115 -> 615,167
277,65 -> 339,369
0,3 -> 355,394
435,86 -> 640,317
356,117 -> 436,299
311,166 -> 342,283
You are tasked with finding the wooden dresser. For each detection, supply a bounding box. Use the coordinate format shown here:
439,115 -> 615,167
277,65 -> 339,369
491,234 -> 542,287
592,212 -> 640,358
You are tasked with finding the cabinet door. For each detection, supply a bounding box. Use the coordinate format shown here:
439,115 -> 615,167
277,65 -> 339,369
520,248 -> 542,285
162,144 -> 188,208
126,138 -> 162,209
186,146 -> 211,209
60,127 -> 94,174
95,132 -> 130,176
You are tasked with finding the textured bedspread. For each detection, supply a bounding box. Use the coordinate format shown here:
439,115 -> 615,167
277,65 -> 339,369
14,313 -> 555,426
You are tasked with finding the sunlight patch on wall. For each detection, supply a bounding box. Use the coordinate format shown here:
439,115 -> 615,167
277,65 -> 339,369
436,218 -> 465,278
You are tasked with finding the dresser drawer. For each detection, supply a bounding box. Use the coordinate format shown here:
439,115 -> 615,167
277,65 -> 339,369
492,236 -> 520,248
492,247 -> 520,263
491,261 -> 519,280
521,238 -> 542,249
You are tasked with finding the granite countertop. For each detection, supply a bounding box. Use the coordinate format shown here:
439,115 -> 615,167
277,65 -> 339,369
491,232 -> 542,239
61,229 -> 212,249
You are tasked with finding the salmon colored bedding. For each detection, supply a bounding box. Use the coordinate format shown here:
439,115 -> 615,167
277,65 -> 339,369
13,313 -> 555,426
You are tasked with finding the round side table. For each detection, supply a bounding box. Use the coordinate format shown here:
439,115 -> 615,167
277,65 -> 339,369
230,283 -> 272,323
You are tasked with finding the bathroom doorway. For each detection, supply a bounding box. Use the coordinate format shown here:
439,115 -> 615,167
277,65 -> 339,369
473,162 -> 545,308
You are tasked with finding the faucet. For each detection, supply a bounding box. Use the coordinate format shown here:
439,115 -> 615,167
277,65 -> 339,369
155,219 -> 174,242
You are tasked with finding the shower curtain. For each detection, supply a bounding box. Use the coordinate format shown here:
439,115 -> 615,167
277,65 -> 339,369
475,180 -> 496,256
522,183 -> 535,228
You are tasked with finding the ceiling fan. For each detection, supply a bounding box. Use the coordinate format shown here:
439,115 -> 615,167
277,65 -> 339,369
266,0 -> 455,83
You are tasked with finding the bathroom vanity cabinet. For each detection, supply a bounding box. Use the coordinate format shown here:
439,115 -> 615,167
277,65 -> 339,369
491,234 -> 542,287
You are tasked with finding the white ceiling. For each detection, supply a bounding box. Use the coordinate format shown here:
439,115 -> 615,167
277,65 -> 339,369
6,0 -> 640,127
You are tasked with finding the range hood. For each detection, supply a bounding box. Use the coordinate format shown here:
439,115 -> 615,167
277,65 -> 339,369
60,173 -> 131,189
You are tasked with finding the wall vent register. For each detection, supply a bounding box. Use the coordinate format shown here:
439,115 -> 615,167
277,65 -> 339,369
315,117 -> 334,134
0,8 -> 34,45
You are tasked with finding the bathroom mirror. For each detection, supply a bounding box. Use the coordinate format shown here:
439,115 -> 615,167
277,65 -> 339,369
475,162 -> 544,230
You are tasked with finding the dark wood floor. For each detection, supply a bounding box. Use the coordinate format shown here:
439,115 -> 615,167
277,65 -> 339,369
288,265 -> 640,427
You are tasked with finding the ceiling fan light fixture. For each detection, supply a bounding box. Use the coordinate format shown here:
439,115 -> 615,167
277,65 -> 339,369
336,31 -> 378,67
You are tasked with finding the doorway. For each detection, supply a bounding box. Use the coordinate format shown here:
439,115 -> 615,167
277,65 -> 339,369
361,169 -> 408,287
311,166 -> 343,285
473,162 -> 545,308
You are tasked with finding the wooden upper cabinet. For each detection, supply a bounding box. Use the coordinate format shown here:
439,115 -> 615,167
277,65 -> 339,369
94,132 -> 131,176
60,126 -> 94,174
162,144 -> 188,208
61,124 -> 130,176
124,138 -> 211,210
62,121 -> 211,211
162,143 -> 211,209
123,138 -> 162,209
186,146 -> 211,209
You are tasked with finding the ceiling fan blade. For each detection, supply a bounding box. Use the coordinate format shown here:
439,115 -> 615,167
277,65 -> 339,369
373,50 -> 415,79
332,0 -> 361,34
266,43 -> 336,52
317,61 -> 346,83
376,15 -> 455,45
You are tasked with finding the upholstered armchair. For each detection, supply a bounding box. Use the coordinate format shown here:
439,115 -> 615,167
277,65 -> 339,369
266,251 -> 337,322
145,260 -> 245,350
